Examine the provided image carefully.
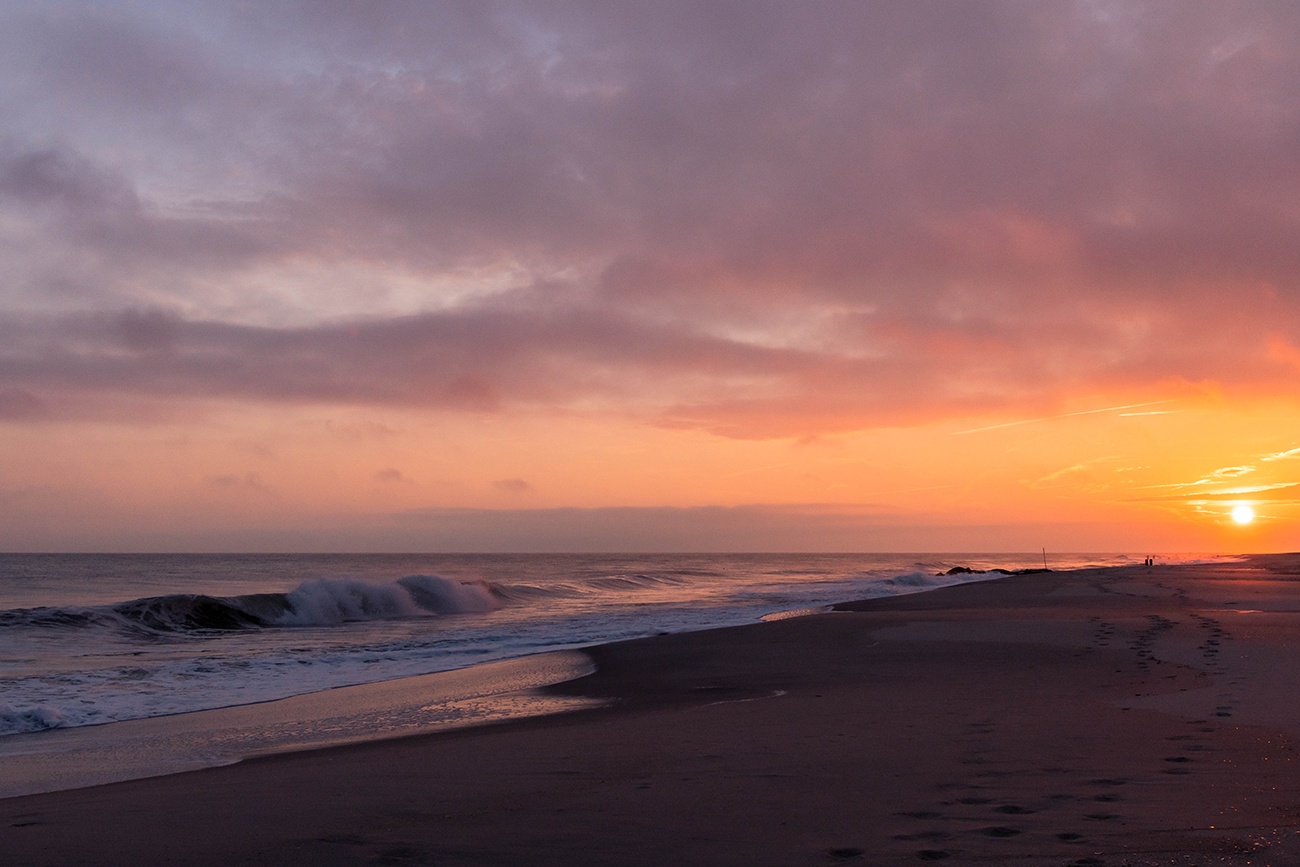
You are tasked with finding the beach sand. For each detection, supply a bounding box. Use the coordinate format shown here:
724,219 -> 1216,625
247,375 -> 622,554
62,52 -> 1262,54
4,560 -> 1300,865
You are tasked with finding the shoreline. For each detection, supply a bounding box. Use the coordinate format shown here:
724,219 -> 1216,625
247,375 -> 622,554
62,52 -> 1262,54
0,650 -> 604,800
0,560 -> 1018,799
5,558 -> 1300,864
0,552 -> 1060,745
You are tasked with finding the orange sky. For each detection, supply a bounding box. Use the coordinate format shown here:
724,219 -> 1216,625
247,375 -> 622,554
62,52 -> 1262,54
1,2 -> 1298,551
2,391 -> 1295,551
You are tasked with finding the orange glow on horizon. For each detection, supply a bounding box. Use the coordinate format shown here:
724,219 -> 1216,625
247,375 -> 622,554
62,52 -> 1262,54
1,391 -> 1297,552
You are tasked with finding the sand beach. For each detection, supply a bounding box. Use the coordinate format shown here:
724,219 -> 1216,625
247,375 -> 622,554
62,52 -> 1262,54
4,558 -> 1300,866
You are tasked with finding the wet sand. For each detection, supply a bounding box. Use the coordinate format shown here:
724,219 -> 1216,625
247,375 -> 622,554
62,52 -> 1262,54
4,559 -> 1300,865
0,651 -> 603,799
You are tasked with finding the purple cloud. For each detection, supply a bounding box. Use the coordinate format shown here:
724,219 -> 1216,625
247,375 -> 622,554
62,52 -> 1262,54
1,2 -> 1299,436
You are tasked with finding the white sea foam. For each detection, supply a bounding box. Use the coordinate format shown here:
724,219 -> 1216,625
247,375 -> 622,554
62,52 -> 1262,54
882,571 -> 940,588
0,702 -> 69,734
275,574 -> 497,626
397,574 -> 499,615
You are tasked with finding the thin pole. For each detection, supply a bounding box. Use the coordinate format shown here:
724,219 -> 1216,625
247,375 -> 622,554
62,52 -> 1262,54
1042,547 -> 1047,569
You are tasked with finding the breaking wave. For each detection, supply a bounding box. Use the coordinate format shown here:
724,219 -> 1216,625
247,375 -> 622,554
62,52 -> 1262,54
0,702 -> 68,735
0,570 -> 719,638
0,574 -> 501,636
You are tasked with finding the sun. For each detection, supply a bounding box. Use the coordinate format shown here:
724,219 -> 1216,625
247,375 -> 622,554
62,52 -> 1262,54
1231,504 -> 1255,525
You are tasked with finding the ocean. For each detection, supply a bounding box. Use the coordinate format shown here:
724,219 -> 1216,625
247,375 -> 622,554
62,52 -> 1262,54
0,551 -> 1212,796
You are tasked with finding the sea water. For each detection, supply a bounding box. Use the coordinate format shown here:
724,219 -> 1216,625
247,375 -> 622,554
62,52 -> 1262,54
0,552 -> 1224,796
0,552 -> 1155,738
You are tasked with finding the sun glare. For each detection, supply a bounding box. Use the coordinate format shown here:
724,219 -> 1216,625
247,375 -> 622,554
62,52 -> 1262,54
1231,504 -> 1255,525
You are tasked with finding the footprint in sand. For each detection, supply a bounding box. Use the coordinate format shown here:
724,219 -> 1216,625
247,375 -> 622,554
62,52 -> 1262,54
826,846 -> 865,860
374,845 -> 434,865
317,833 -> 369,846
979,826 -> 1022,838
892,831 -> 952,842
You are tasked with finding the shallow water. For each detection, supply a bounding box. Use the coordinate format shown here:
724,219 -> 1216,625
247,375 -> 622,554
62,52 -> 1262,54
0,651 -> 602,798
0,552 -> 1204,738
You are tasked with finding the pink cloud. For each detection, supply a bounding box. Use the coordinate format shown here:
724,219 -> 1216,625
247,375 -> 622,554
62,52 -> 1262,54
1,2 -> 1299,437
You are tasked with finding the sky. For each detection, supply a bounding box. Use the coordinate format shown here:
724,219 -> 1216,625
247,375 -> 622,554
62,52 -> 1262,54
1,1 -> 1299,553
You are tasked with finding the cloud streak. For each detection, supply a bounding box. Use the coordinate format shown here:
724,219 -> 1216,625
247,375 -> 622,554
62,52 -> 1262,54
2,2 -> 1300,439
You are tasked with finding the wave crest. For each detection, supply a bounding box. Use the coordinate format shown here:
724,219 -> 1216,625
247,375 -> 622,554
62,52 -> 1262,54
0,702 -> 68,734
0,575 -> 502,636
276,575 -> 498,626
882,571 -> 940,588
